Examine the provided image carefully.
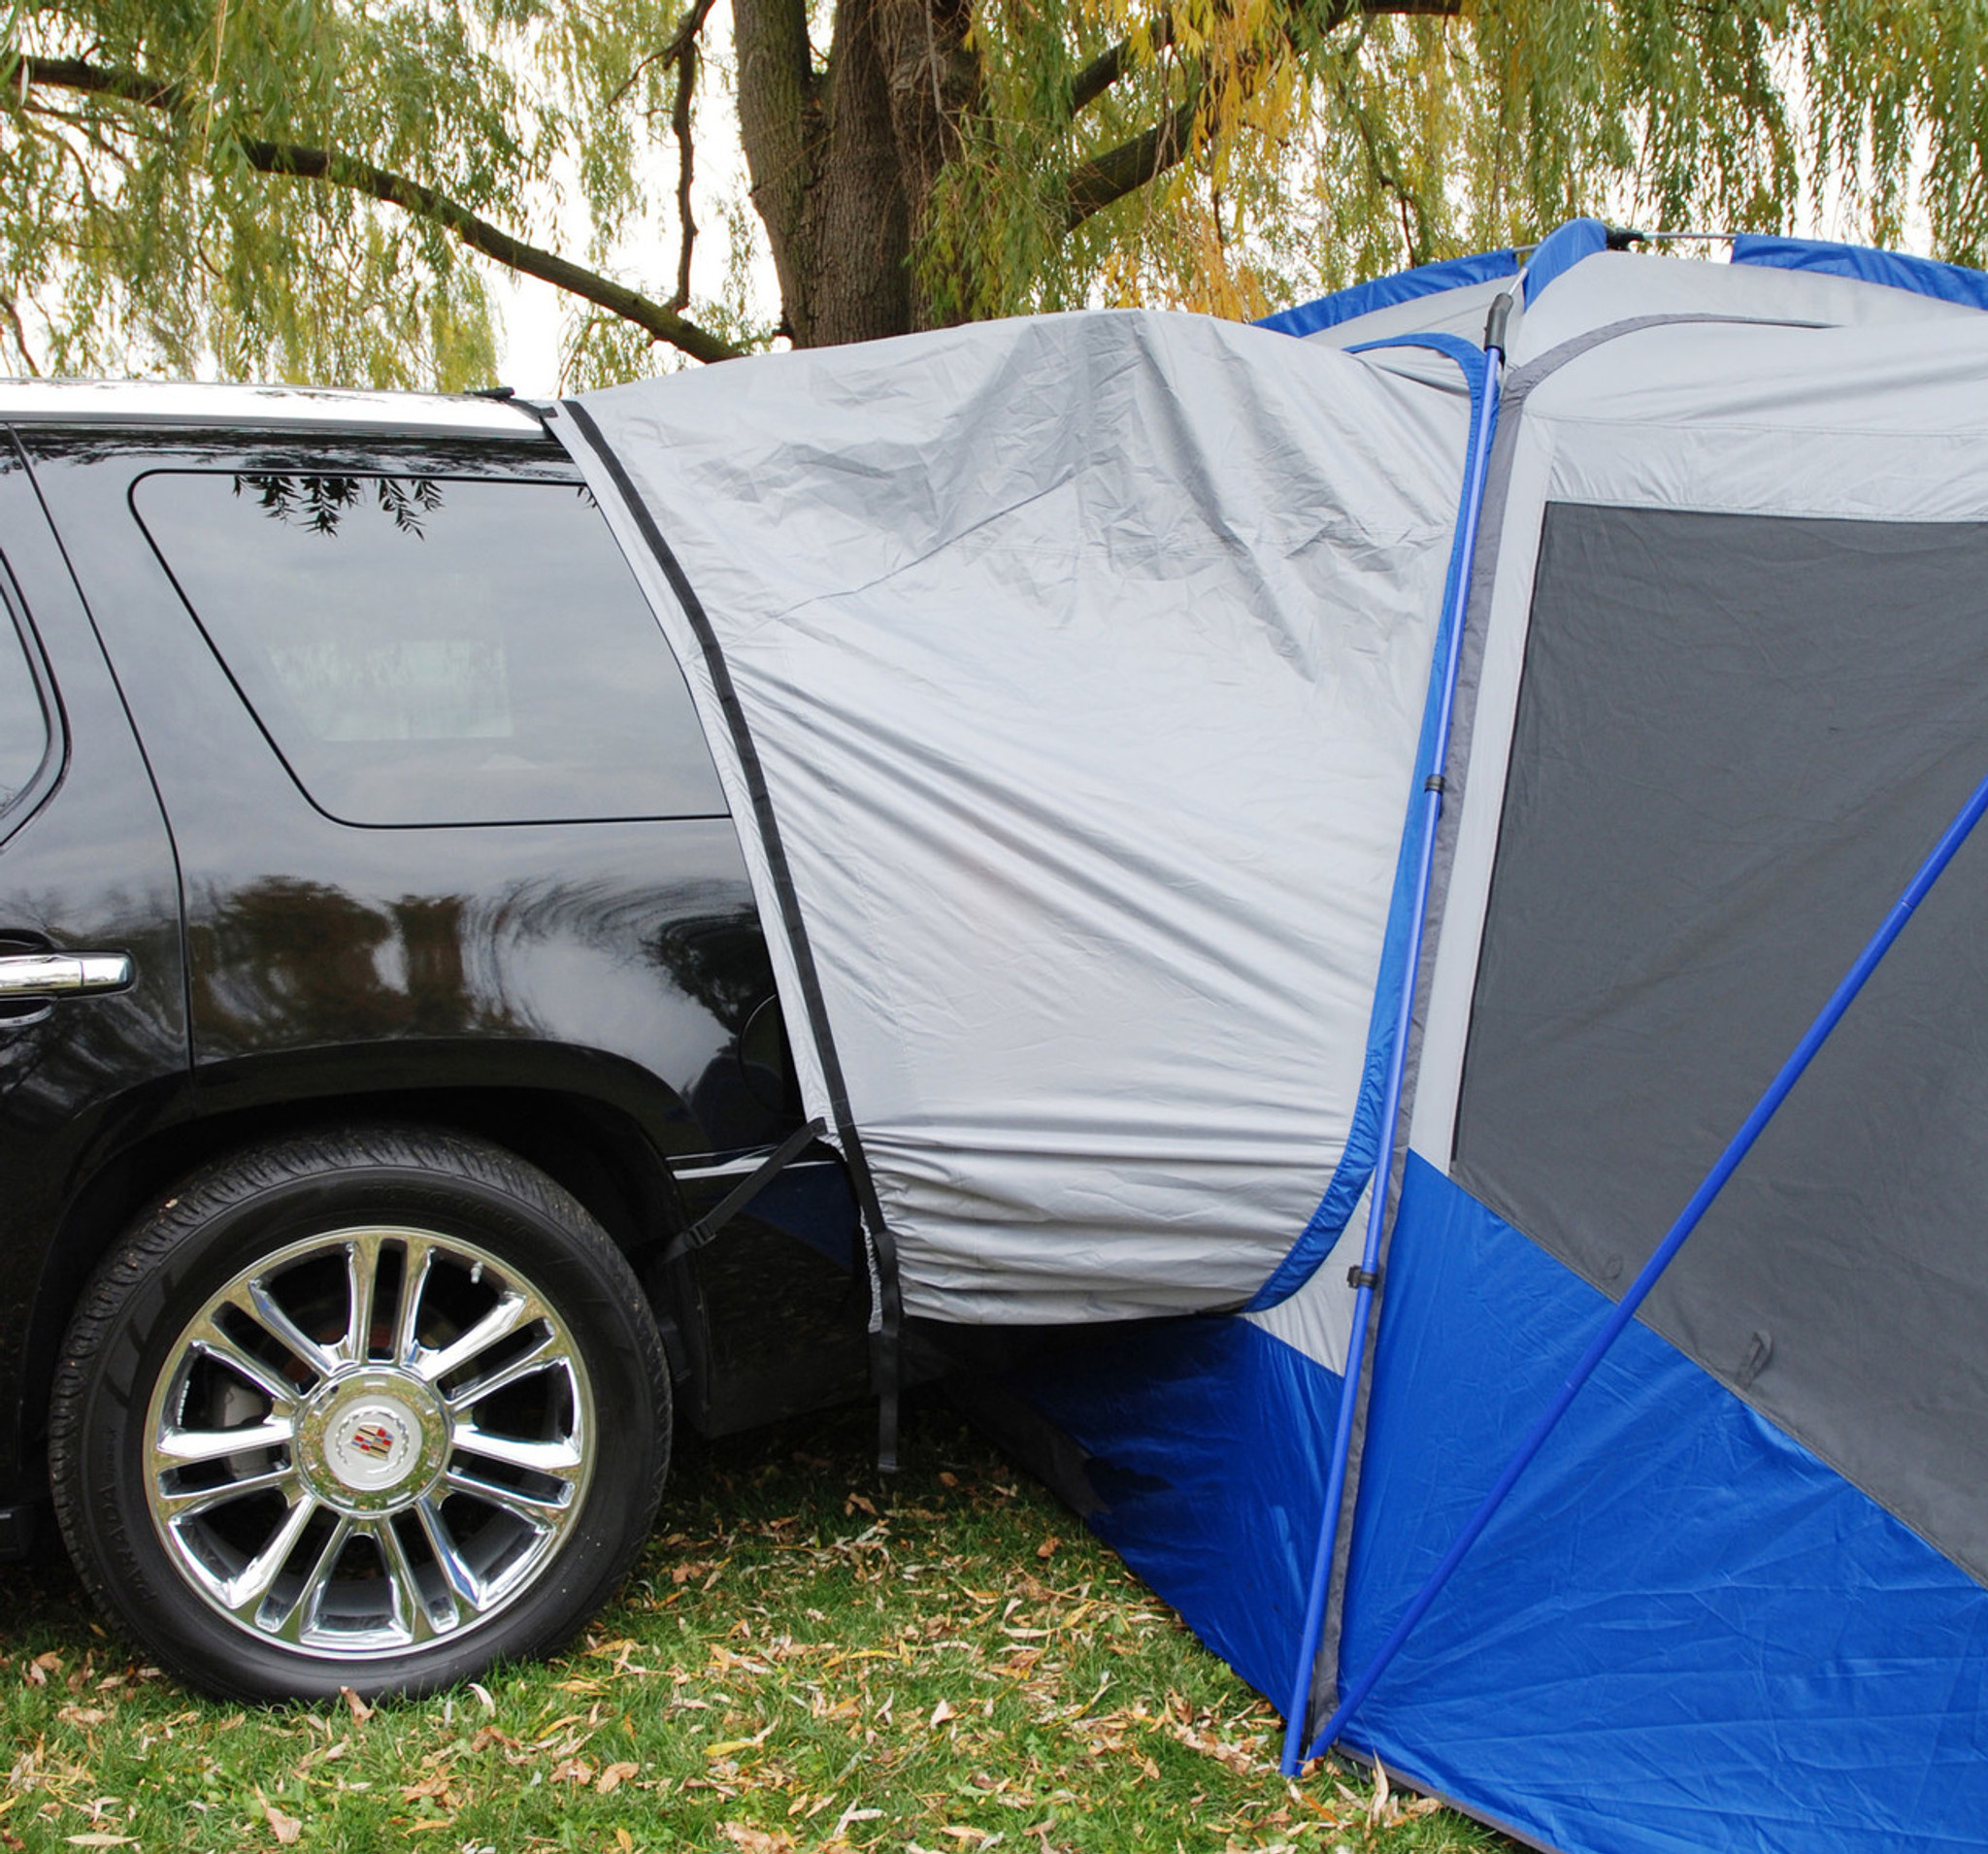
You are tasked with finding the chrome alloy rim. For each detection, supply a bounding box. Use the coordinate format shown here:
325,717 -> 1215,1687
143,1226 -> 596,1659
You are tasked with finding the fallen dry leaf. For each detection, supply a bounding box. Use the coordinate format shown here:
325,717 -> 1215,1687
339,1686 -> 373,1723
265,1801 -> 304,1845
705,1722 -> 775,1759
56,1706 -> 110,1727
597,1761 -> 640,1795
62,1838 -> 137,1849
1170,1721 -> 1256,1775
1036,1537 -> 1060,1561
548,1757 -> 595,1785
1369,1758 -> 1393,1828
928,1700 -> 955,1729
718,1827 -> 795,1852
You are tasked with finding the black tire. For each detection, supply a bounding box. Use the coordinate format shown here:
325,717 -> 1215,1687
48,1125 -> 671,1704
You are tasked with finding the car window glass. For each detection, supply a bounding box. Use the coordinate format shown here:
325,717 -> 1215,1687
133,472 -> 726,826
0,603 -> 50,814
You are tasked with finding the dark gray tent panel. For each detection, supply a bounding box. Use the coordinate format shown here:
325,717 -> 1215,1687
1455,502 -> 1988,1585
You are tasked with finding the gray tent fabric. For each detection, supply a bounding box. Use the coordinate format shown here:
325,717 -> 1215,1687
556,311 -> 1470,1324
1508,250 -> 1979,368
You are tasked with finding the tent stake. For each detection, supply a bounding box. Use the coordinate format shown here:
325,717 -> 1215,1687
1307,751 -> 1988,1766
1278,295 -> 1512,1775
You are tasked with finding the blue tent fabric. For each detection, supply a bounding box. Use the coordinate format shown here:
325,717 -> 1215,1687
1521,217 -> 1609,303
1014,1318 -> 1341,1708
1255,248 -> 1518,340
1732,233 -> 1988,311
1341,1157 -> 1988,1854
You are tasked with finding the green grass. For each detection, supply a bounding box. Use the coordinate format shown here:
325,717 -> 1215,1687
0,1401 -> 1509,1852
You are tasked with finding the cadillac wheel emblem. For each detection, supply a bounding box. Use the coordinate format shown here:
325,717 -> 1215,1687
348,1422 -> 395,1459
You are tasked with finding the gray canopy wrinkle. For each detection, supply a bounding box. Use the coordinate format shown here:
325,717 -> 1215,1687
557,311 -> 1470,1324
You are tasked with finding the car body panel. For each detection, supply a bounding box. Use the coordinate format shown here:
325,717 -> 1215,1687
0,435 -> 194,1506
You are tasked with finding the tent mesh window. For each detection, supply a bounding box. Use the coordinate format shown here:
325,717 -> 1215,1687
1452,502 -> 1988,1586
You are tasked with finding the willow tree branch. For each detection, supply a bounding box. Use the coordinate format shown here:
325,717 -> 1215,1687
8,52 -> 745,364
0,294 -> 42,376
1064,91 -> 1200,226
664,0 -> 718,313
670,66 -> 699,313
1060,0 -> 1460,226
609,0 -> 717,113
11,54 -> 190,112
1069,16 -> 1173,115
1071,0 -> 1460,116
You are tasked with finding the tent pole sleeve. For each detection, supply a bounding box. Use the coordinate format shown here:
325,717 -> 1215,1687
1307,749 -> 1988,1765
1277,299 -> 1511,1777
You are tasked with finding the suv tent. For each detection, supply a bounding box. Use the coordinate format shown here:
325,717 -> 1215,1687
554,223 -> 1988,1853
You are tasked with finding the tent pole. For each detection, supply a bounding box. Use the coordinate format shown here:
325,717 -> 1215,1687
1306,753 -> 1988,1765
1278,295 -> 1512,1777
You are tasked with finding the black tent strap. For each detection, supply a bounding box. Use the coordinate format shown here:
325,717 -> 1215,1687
873,1324 -> 901,1476
1346,1266 -> 1383,1291
664,1117 -> 827,1264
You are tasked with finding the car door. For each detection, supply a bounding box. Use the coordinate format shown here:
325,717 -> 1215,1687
0,433 -> 190,1539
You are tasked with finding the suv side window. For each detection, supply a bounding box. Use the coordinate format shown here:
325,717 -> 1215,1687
0,591 -> 52,820
132,471 -> 726,827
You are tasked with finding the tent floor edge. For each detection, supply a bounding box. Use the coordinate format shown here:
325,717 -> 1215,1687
1327,1738 -> 1574,1854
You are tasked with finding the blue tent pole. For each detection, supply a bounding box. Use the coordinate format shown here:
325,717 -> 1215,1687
1277,294 -> 1512,1778
1307,754 -> 1988,1764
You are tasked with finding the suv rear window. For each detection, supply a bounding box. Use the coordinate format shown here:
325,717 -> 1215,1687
133,471 -> 726,826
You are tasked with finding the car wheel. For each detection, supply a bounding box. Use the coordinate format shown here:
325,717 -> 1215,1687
49,1125 -> 670,1703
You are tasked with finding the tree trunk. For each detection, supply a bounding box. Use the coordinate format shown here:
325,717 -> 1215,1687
733,0 -> 979,348
876,0 -> 981,331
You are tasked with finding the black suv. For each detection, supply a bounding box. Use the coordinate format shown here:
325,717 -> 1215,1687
0,381 -> 870,1702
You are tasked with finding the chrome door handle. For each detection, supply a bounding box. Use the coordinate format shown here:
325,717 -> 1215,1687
0,951 -> 134,998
